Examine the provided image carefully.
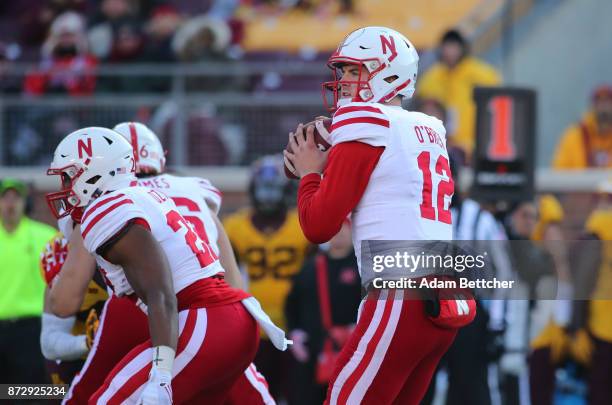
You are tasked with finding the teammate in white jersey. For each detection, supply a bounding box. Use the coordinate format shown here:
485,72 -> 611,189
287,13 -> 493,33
284,26 -> 474,405
46,123 -> 277,404
47,127 -> 259,404
113,122 -> 244,290
113,121 -> 275,404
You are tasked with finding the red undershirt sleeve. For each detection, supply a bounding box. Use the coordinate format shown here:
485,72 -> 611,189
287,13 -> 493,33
297,141 -> 384,243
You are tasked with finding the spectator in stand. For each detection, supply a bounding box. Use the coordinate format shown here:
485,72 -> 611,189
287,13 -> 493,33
528,195 -> 574,405
106,19 -> 145,63
285,219 -> 361,405
418,29 -> 501,156
502,199 -> 575,405
87,0 -> 142,61
129,5 -> 184,93
568,182 -> 612,405
0,179 -> 57,384
172,16 -> 232,63
141,5 -> 182,62
92,6 -> 147,91
23,12 -> 97,96
172,16 -> 246,92
552,85 -> 612,169
19,0 -> 86,50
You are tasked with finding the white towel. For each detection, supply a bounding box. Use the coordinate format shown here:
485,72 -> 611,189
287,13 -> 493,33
241,297 -> 293,351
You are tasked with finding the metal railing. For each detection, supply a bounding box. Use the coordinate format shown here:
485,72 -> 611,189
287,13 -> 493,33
0,61 -> 332,166
4,61 -> 328,77
0,93 -> 327,167
2,165 -> 609,194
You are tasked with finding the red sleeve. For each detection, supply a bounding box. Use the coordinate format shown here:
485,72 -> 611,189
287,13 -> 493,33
297,141 -> 384,243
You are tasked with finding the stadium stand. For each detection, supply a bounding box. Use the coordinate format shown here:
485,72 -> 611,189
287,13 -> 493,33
239,0 -> 501,52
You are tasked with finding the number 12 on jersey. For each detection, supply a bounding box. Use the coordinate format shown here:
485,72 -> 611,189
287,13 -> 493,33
417,151 -> 454,224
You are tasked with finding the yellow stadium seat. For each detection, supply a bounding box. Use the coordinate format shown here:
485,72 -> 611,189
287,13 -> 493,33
240,0 -> 492,53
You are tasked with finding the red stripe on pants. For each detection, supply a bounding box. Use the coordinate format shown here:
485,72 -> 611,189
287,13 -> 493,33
91,309 -> 199,404
91,302 -> 259,405
338,294 -> 395,404
325,296 -> 457,405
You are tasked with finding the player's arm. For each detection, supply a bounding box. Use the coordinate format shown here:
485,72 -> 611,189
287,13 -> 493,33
79,192 -> 176,402
40,288 -> 89,361
49,226 -> 96,317
101,222 -> 178,351
209,208 -> 245,290
289,126 -> 384,243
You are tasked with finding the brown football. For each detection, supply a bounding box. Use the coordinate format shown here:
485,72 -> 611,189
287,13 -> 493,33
284,118 -> 332,179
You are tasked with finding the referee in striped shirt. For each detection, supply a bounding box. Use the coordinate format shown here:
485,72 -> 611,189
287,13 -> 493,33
422,157 -> 513,405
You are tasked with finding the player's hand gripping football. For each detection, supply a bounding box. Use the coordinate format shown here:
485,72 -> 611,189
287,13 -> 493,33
283,123 -> 329,178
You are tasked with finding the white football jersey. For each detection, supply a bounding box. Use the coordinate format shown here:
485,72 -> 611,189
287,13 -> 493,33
80,185 -> 222,296
330,102 -> 454,269
137,174 -> 222,254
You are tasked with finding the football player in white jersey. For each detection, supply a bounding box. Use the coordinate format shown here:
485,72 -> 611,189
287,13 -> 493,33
113,122 -> 241,289
47,127 -> 260,404
284,26 -> 474,405
113,121 -> 276,405
46,124 -> 278,404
